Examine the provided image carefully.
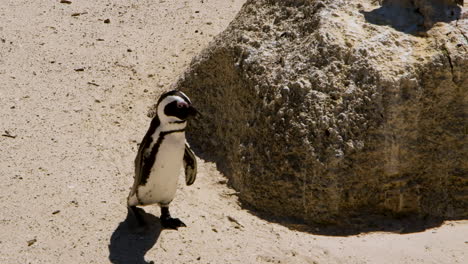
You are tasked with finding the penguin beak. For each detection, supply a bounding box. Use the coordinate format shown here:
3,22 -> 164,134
188,105 -> 201,118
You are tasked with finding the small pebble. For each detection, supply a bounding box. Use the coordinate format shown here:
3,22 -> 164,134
27,239 -> 37,246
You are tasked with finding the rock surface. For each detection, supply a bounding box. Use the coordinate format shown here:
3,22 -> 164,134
173,0 -> 468,225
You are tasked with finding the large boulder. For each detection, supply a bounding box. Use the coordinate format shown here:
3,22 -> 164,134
169,0 -> 467,225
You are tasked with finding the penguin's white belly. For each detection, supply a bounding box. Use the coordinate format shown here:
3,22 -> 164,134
138,132 -> 185,205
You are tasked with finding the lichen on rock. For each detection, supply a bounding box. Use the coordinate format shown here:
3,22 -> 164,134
168,0 -> 467,226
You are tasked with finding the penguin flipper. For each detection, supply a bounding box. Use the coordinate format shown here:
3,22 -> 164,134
128,117 -> 160,202
128,135 -> 149,202
183,143 -> 197,186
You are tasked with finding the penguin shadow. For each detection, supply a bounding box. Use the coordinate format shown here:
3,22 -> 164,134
108,207 -> 161,264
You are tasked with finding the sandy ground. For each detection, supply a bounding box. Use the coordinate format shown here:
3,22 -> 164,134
0,1 -> 467,263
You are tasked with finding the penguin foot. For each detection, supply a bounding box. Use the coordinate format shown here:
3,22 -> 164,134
160,217 -> 186,230
160,206 -> 186,230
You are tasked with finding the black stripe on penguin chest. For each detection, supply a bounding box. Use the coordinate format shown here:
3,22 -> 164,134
140,129 -> 185,186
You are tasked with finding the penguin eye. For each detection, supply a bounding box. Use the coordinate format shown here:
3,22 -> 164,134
177,102 -> 188,108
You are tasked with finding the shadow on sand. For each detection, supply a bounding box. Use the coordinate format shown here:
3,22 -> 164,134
241,202 -> 459,237
190,144 -> 464,237
108,207 -> 162,264
361,1 -> 462,34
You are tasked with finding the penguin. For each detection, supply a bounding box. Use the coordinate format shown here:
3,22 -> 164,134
127,90 -> 198,230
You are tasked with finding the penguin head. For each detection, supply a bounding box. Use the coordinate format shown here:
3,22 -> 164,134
156,90 -> 198,123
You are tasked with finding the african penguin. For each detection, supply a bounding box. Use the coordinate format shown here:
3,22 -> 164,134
127,90 -> 198,230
